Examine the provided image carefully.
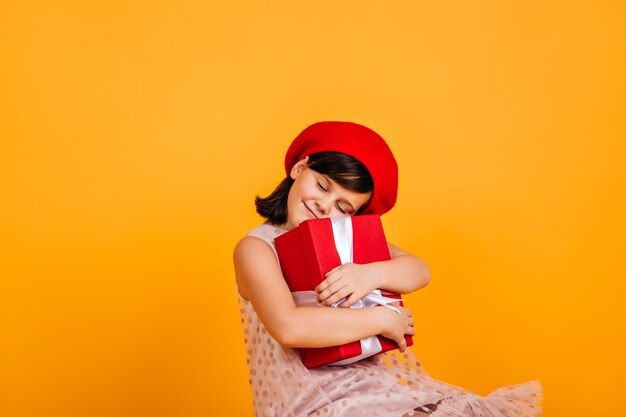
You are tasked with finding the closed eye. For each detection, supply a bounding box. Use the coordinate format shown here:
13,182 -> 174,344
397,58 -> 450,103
337,202 -> 356,215
317,181 -> 327,191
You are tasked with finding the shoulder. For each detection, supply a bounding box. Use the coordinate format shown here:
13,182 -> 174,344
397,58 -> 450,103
233,233 -> 280,274
233,234 -> 284,300
233,234 -> 276,263
234,223 -> 283,259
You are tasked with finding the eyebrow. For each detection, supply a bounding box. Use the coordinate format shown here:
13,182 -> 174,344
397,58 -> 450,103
320,174 -> 356,211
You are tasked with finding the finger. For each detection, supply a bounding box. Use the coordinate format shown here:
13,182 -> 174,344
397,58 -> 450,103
315,273 -> 342,294
324,265 -> 342,277
315,277 -> 329,294
325,288 -> 351,306
397,339 -> 407,352
341,292 -> 361,308
317,281 -> 346,301
322,287 -> 351,306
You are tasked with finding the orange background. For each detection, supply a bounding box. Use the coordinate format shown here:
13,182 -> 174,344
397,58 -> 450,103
1,1 -> 624,416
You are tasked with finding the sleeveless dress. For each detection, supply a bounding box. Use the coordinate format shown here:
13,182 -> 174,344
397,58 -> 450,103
237,223 -> 543,417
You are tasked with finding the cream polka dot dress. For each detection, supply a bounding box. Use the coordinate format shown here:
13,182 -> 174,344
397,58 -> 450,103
237,224 -> 543,417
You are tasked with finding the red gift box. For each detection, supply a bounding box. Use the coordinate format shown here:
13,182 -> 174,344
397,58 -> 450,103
274,214 -> 413,368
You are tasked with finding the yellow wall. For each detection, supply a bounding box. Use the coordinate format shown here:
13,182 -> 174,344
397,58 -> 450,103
1,1 -> 624,416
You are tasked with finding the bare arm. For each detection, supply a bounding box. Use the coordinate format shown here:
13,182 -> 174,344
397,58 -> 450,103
315,242 -> 431,307
375,243 -> 431,294
234,236 -> 414,349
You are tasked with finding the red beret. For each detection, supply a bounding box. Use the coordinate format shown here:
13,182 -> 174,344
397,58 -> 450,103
284,121 -> 398,215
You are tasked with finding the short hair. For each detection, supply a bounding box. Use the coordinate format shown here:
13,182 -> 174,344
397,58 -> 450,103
255,152 -> 373,225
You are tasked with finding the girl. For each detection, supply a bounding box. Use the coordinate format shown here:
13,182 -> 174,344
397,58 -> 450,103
233,121 -> 543,417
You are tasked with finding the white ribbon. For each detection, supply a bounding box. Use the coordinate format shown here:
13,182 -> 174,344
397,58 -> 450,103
291,290 -> 401,312
291,216 -> 402,366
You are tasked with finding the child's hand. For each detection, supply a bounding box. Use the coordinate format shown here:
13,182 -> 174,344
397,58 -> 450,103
379,303 -> 415,352
315,263 -> 381,308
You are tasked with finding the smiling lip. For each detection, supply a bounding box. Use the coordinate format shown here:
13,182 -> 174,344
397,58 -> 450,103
304,203 -> 318,219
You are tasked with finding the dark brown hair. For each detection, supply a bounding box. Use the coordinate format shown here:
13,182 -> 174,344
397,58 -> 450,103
255,152 -> 373,225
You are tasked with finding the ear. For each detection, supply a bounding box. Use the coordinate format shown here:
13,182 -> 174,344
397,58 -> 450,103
289,156 -> 309,179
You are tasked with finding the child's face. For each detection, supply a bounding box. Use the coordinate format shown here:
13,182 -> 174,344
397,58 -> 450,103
282,157 -> 372,230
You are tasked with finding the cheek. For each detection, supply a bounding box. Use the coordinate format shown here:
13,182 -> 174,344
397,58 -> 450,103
299,182 -> 320,197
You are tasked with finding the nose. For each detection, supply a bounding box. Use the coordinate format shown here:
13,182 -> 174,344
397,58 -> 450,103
315,197 -> 331,216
